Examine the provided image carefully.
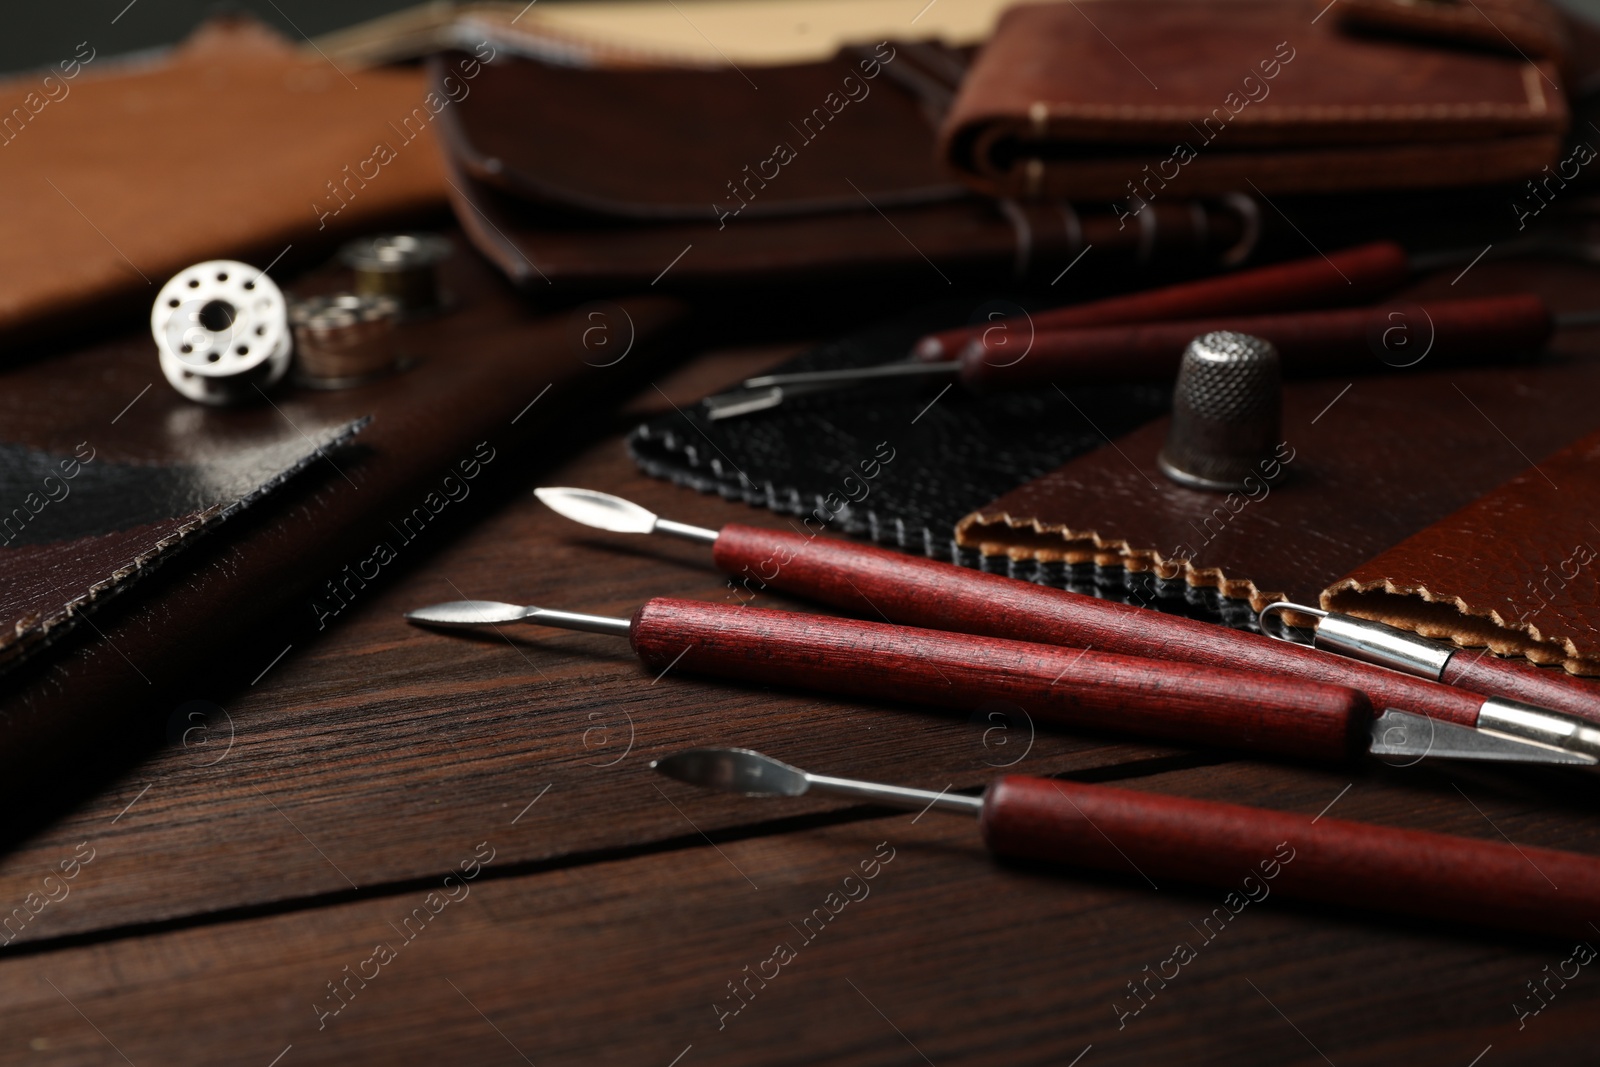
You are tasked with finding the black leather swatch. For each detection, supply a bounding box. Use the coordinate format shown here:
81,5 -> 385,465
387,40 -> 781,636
628,304 -> 1263,628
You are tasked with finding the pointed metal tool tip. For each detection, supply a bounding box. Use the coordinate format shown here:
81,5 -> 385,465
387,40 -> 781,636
652,748 -> 811,798
405,600 -> 531,627
534,486 -> 658,534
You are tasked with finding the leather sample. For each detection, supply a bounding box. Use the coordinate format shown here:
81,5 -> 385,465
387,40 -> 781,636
940,0 -> 1567,201
0,17 -> 445,346
0,425 -> 364,672
431,50 -> 1252,292
1326,428 -> 1600,675
953,258 -> 1600,613
0,235 -> 686,783
627,302 -> 1275,625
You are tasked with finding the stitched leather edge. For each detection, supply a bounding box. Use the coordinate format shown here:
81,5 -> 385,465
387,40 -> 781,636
1324,577 -> 1600,676
955,509 -> 1290,611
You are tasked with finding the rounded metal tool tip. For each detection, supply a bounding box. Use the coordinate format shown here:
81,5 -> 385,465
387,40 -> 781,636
404,600 -> 530,627
652,748 -> 811,797
1157,331 -> 1285,493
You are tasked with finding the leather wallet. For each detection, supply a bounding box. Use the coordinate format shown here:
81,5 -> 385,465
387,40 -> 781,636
1326,427 -> 1600,675
939,0 -> 1568,201
430,47 -> 1255,292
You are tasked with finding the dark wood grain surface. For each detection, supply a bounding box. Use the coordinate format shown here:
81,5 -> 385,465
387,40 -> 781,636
5,348 -> 1600,1066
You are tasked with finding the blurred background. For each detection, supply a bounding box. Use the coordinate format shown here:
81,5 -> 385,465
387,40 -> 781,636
7,0 -> 1600,76
1,1 -> 457,74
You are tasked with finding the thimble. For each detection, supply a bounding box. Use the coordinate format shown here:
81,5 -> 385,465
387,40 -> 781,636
1157,331 -> 1284,492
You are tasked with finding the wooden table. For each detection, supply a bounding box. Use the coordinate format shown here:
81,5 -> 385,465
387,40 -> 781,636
4,343 -> 1600,1067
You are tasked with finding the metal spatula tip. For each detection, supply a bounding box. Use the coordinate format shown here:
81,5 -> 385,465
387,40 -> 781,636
404,600 -> 530,627
534,487 -> 658,533
652,748 -> 811,797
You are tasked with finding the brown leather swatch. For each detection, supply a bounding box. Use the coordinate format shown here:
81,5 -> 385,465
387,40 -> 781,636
939,0 -> 1566,201
953,259 -> 1600,612
0,423 -> 365,672
0,17 -> 445,345
1326,428 -> 1600,675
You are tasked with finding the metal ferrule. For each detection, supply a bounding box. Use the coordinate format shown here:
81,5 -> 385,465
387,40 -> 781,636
652,518 -> 720,544
1477,698 -> 1600,762
527,607 -> 633,638
1310,612 -> 1455,680
805,773 -> 984,815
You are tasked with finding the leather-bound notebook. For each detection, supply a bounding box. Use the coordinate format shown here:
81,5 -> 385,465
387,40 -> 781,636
939,0 -> 1568,201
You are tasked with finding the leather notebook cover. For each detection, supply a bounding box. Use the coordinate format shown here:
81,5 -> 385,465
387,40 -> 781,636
939,0 -> 1567,200
1326,428 -> 1600,675
0,17 -> 446,348
953,258 -> 1600,614
429,49 -> 1252,291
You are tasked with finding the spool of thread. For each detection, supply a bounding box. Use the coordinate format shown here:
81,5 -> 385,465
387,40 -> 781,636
339,233 -> 451,316
151,260 -> 292,405
289,294 -> 402,388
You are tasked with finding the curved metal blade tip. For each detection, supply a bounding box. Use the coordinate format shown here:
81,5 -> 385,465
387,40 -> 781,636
534,487 -> 657,534
651,748 -> 810,798
405,600 -> 530,627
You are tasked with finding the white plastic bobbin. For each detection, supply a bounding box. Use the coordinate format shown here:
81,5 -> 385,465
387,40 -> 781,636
151,260 -> 292,405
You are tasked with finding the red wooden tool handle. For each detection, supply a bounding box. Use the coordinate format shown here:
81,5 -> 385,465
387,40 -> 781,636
959,294 -> 1552,391
1441,652 -> 1600,721
629,598 -> 1369,763
911,241 -> 1410,360
711,525 -> 1491,728
981,776 -> 1600,937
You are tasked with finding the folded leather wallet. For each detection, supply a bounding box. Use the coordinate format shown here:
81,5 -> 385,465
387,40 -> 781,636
939,0 -> 1569,201
1326,427 -> 1600,675
430,46 -> 1256,292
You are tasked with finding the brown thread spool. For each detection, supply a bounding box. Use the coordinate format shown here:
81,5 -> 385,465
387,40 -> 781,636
339,233 -> 451,316
289,294 -> 402,389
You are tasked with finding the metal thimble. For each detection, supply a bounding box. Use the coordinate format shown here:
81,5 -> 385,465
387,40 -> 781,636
1157,332 -> 1284,492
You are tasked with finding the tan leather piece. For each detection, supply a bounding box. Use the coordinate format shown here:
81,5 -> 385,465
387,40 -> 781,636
1326,428 -> 1600,676
952,258 -> 1600,616
939,0 -> 1567,200
0,17 -> 446,344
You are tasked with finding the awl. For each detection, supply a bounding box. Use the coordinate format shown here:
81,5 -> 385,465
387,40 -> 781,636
405,595 -> 1599,767
532,488 -> 1600,738
655,747 -> 1600,937
701,294 -> 1587,418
